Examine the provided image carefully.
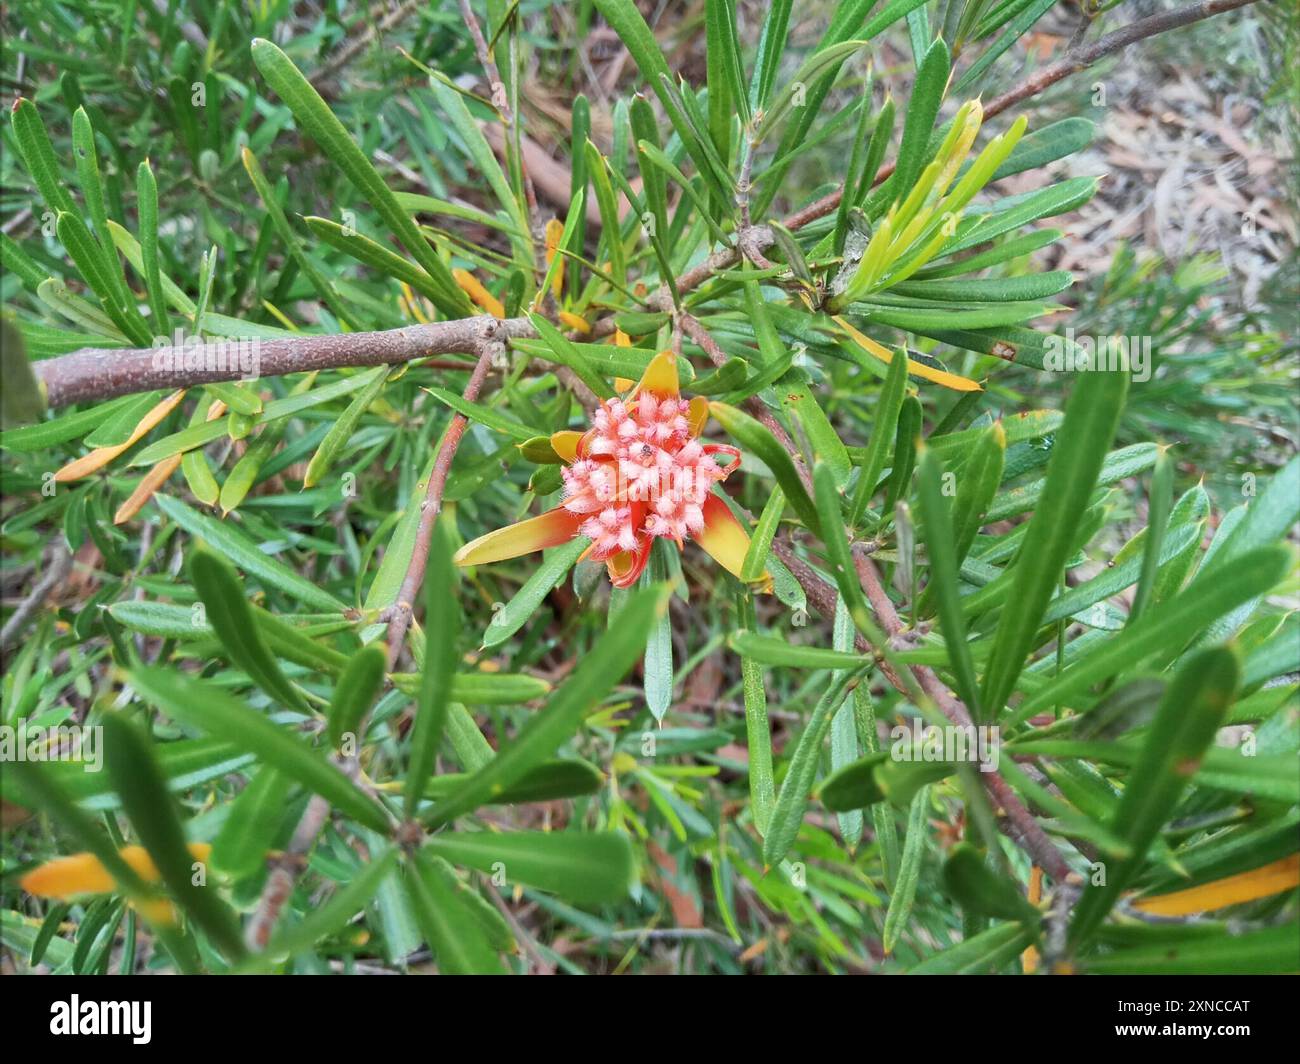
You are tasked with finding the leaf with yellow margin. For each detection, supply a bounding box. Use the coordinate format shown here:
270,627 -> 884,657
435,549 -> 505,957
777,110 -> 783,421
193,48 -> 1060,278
834,316 -> 981,393
55,390 -> 186,482
1132,855 -> 1299,917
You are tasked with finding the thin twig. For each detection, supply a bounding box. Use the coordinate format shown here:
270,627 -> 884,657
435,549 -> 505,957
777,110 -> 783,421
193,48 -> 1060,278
852,552 -> 1072,882
484,882 -> 556,974
246,762 -> 349,951
770,541 -> 912,693
0,545 -> 72,651
384,335 -> 500,667
310,0 -> 422,89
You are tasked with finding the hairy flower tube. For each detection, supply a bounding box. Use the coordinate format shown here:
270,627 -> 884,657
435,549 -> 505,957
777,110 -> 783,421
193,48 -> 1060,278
453,351 -> 766,589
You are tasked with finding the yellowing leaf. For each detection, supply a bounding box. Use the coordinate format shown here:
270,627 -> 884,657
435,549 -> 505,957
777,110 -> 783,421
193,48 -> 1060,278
1132,855 -> 1299,917
545,217 -> 565,299
21,842 -> 212,899
116,399 -> 227,523
114,454 -> 182,524
835,316 -> 981,392
55,390 -> 186,482
453,268 -> 505,318
559,310 -> 591,334
550,430 -> 582,463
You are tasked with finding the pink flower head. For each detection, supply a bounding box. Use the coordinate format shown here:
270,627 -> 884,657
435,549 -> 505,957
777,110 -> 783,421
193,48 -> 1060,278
454,351 -> 764,589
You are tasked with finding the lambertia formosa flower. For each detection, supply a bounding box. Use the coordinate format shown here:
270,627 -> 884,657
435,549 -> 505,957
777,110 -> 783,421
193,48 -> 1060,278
453,351 -> 766,589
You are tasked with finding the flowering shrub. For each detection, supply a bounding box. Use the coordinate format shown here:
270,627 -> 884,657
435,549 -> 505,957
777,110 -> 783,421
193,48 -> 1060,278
1,0 -> 1295,977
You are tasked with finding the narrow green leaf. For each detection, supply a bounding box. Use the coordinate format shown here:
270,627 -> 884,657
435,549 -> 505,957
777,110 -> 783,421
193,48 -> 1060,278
704,0 -> 737,167
946,421 -> 1005,568
909,920 -> 1035,974
754,39 -> 872,144
426,583 -> 671,828
891,271 -> 1074,302
988,117 -> 1095,182
135,157 -> 171,329
527,314 -> 616,400
154,495 -> 345,611
916,448 -> 981,716
830,597 -> 864,849
881,38 -> 950,202
814,460 -> 886,647
584,140 -> 626,287
728,630 -> 866,670
940,176 -> 1097,257
643,542 -> 674,722
1128,448 -> 1174,623
512,338 -> 696,386
405,851 -> 505,974
782,370 -> 852,486
943,843 -> 1041,924
210,766 -> 293,879
883,784 -> 931,953
70,108 -> 127,309
955,0 -> 1057,92
11,98 -> 76,216
1080,924 -> 1300,976
913,228 -> 1062,280
303,216 -> 448,305
258,848 -> 399,964
834,87 -> 878,253
883,396 -> 922,520
1068,648 -> 1240,946
741,485 -> 784,583
709,402 -> 819,536
736,592 -> 776,837
191,548 -> 307,710
304,366 -> 389,488
132,372 -> 379,467
980,370 -> 1128,717
1199,452 -> 1300,579
102,715 -> 246,961
410,759 -> 604,805
56,212 -> 152,345
482,538 -> 588,649
326,645 -> 387,751
423,386 -> 536,441
748,0 -> 794,112
405,520 -> 460,817
423,831 -> 634,905
818,750 -> 953,811
129,667 -> 391,833
241,148 -> 359,329
391,670 -> 552,705
428,74 -> 530,251
849,338 -> 908,524
763,664 -> 869,867
1009,546 -> 1291,727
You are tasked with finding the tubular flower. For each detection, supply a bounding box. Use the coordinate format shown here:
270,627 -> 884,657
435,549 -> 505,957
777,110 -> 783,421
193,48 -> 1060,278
454,351 -> 768,589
